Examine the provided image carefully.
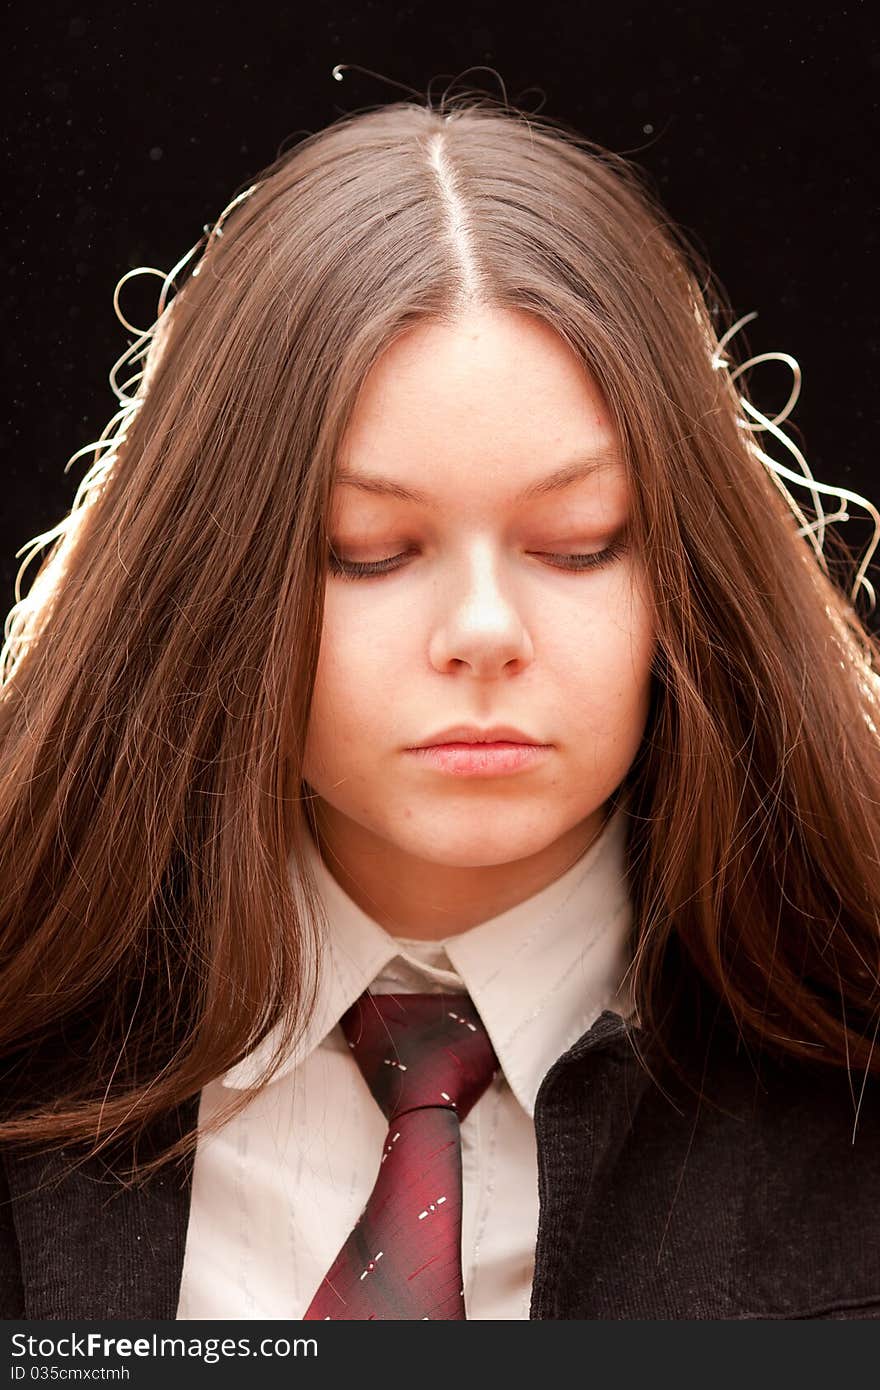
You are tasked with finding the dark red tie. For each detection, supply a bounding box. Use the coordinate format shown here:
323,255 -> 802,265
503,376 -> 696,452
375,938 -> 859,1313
302,990 -> 499,1320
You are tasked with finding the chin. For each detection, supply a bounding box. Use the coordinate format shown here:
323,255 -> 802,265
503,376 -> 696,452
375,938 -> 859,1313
392,822 -> 558,869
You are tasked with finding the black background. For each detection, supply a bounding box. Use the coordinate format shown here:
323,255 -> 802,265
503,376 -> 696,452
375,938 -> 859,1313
3,0 -> 878,626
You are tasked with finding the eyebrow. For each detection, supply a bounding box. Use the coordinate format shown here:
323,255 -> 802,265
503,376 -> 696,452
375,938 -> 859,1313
333,452 -> 624,505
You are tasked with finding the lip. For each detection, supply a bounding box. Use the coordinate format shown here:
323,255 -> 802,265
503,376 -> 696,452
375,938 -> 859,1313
411,724 -> 542,747
405,742 -> 551,777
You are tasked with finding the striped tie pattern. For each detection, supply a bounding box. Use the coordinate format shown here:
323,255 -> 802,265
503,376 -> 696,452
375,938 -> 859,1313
302,990 -> 499,1320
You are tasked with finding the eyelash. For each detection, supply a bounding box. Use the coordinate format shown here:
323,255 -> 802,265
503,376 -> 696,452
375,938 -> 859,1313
326,538 -> 629,581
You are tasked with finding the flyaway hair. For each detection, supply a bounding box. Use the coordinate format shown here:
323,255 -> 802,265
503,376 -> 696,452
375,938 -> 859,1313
2,91 -> 880,1183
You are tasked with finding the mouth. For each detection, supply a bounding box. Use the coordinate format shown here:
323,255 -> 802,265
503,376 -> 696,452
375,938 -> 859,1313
404,741 -> 551,778
411,725 -> 544,748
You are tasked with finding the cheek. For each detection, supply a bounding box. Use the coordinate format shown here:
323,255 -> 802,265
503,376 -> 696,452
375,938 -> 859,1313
317,587 -> 417,682
304,599 -> 398,755
313,595 -> 364,685
556,576 -> 655,693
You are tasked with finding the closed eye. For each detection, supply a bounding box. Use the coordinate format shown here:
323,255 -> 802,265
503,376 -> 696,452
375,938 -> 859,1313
326,538 -> 629,580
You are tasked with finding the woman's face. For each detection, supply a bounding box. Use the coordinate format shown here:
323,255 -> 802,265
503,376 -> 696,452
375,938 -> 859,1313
302,306 -> 657,932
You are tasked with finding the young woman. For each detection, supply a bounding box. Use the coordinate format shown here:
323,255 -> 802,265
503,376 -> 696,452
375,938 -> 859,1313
2,92 -> 880,1322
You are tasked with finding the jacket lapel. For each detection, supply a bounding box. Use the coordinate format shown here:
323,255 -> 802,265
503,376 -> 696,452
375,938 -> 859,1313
5,1092 -> 201,1319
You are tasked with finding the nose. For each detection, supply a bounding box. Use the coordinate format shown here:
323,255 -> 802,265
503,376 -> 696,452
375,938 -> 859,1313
427,540 -> 535,677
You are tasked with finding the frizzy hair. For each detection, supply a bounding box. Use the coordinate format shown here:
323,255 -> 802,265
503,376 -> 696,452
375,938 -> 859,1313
2,92 -> 880,1185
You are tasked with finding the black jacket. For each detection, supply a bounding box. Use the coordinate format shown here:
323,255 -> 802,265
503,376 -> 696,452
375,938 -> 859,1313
2,1008 -> 880,1320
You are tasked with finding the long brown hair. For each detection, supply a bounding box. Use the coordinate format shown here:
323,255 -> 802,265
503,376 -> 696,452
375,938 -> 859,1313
3,92 -> 880,1183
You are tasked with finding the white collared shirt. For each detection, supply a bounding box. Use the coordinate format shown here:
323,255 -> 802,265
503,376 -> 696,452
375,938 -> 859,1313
176,802 -> 635,1320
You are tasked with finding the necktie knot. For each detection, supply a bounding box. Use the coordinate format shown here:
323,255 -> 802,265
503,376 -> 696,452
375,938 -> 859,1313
340,991 -> 499,1124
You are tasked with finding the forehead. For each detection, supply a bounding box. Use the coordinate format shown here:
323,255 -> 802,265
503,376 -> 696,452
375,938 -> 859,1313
336,308 -> 624,506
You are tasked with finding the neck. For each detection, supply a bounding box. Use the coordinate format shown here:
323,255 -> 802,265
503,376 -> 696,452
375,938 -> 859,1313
308,802 -> 612,940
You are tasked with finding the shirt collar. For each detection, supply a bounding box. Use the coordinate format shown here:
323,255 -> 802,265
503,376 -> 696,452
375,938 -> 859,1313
221,802 -> 635,1116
